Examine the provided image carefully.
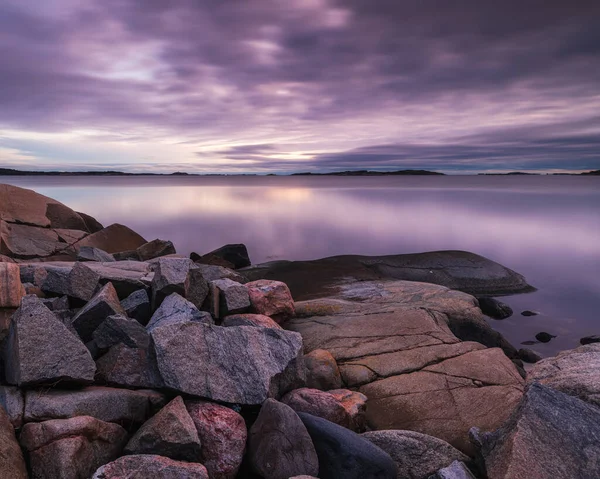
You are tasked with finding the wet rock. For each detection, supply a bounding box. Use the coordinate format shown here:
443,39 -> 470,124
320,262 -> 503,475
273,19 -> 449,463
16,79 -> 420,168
92,454 -> 209,478
304,349 -> 343,391
137,239 -> 176,261
246,279 -> 295,322
298,412 -> 397,479
207,244 -> 251,269
186,400 -> 247,479
77,246 -> 115,262
72,282 -> 126,342
248,399 -> 318,479
362,430 -> 469,479
4,295 -> 96,386
20,415 -> 127,479
222,313 -> 282,329
0,386 -> 24,428
535,332 -> 556,343
521,310 -> 538,316
74,223 -> 147,254
580,335 -> 600,345
210,278 -> 251,318
518,348 -> 542,363
477,297 -> 513,319
0,262 -> 25,307
193,263 -> 248,284
428,461 -> 476,479
0,405 -> 28,479
147,293 -> 213,331
471,383 -> 600,479
121,289 -> 151,324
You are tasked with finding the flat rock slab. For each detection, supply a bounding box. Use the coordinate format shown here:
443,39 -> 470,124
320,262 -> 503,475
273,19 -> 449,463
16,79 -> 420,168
242,250 -> 534,300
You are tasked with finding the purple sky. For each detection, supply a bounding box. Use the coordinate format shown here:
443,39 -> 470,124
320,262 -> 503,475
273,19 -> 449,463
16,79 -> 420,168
1,0 -> 599,174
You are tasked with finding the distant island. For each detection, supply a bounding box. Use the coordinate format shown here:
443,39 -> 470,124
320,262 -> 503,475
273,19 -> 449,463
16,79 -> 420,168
291,169 -> 444,176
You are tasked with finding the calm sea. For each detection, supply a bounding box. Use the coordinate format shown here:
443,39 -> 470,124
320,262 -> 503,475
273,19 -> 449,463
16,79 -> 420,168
3,175 -> 599,357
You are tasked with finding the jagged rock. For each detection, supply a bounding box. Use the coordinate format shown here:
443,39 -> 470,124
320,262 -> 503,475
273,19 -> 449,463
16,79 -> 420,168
0,405 -> 27,479
20,416 -> 127,479
151,258 -> 208,309
125,396 -> 201,461
112,250 -> 141,261
192,251 -> 236,269
210,278 -> 250,318
24,386 -> 165,424
96,342 -> 164,389
282,388 -> 351,430
249,399 -> 318,479
121,289 -> 151,324
68,261 -> 101,302
304,349 -> 343,390
137,239 -> 176,261
246,279 -> 295,322
581,335 -> 600,345
147,293 -> 213,331
0,262 -> 25,307
42,295 -> 70,311
0,386 -> 24,428
92,454 -> 209,478
428,461 -> 476,479
72,282 -> 125,342
362,430 -> 469,479
77,211 -> 104,233
186,400 -> 247,479
93,314 -> 149,350
518,348 -> 542,363
471,383 -> 600,479
88,262 -> 152,299
298,412 -> 397,479
77,246 -> 115,262
477,297 -> 513,319
4,295 -> 96,386
151,322 -> 303,404
222,313 -> 282,329
193,263 -> 248,284
74,223 -> 147,254
207,244 -> 251,269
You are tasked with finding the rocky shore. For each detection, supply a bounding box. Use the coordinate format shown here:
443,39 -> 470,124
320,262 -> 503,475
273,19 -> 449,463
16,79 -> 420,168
0,183 -> 599,478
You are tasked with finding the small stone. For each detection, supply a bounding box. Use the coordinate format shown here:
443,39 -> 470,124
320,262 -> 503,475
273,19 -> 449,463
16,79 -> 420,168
328,389 -> 368,432
72,282 -> 126,342
0,262 -> 25,308
151,257 -> 195,308
92,454 -> 209,478
521,310 -> 539,316
518,348 -> 543,363
210,278 -> 251,318
137,239 -> 176,261
304,349 -> 343,391
535,332 -> 556,343
246,279 -> 295,322
77,246 -> 115,262
120,289 -> 151,325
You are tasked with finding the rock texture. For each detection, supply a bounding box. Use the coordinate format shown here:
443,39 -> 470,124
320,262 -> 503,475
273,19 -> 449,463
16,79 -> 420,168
0,406 -> 28,479
151,258 -> 207,309
222,313 -> 282,330
72,282 -> 126,342
207,244 -> 251,269
147,293 -> 212,331
136,239 -> 176,261
78,246 -> 115,263
121,289 -> 151,324
477,297 -> 513,319
0,386 -> 24,428
428,461 -> 476,479
210,278 -> 251,318
304,349 -> 343,391
74,223 -> 147,254
92,454 -> 209,478
246,280 -> 296,322
0,262 -> 25,307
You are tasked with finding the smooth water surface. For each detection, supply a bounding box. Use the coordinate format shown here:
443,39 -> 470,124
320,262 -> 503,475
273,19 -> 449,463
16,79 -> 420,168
4,175 -> 599,357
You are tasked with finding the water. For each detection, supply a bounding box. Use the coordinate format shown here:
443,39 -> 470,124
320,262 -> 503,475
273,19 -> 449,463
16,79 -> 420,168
3,175 -> 599,357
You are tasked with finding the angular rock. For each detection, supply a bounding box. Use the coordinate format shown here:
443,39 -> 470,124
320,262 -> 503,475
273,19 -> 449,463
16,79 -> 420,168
249,399 -> 318,479
207,243 -> 251,269
222,313 -> 282,329
246,279 -> 295,322
93,314 -> 149,350
518,348 -> 542,363
74,223 -> 147,254
55,227 -> 88,244
428,461 -> 476,479
77,211 -> 104,234
4,295 -> 96,386
151,322 -> 303,404
20,416 -> 127,479
90,262 -> 152,299
362,430 -> 469,479
0,405 -> 27,479
282,388 -> 350,429
210,278 -> 250,318
68,261 -> 101,302
77,246 -> 115,262
42,295 -> 70,311
112,249 -> 141,261
1,220 -> 65,258
581,335 -> 600,345
24,386 -> 165,424
45,202 -> 88,230
0,386 -> 24,428
96,342 -> 164,389
298,412 -> 397,479
521,310 -> 538,316
477,297 -> 513,319
137,239 -> 176,261
72,282 -> 126,342
186,400 -> 247,479
151,258 -> 208,309
193,263 -> 248,284
185,266 -> 210,309
147,293 -> 213,331
0,262 -> 25,307
304,349 -> 343,391
125,396 -> 201,461
121,289 -> 151,324
92,454 -> 209,478
328,389 -> 368,432
471,383 -> 600,479
192,251 -> 236,269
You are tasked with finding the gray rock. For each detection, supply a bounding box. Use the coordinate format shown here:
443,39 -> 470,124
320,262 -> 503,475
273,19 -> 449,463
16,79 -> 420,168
193,263 -> 248,284
92,454 -> 209,478
90,262 -> 152,299
249,399 -> 318,479
151,322 -> 303,404
42,294 -> 70,311
39,264 -> 72,296
137,239 -> 176,261
96,342 -> 164,389
72,282 -> 126,342
298,412 -> 397,479
78,246 -> 115,262
471,383 -> 600,479
112,250 -> 141,261
580,335 -> 600,345
518,348 -> 542,363
93,314 -> 149,350
0,386 -> 24,428
477,297 -> 513,319
151,257 -> 196,308
147,293 -> 213,331
4,295 -> 96,386
362,430 -> 469,479
184,266 -> 210,310
121,289 -> 151,324
210,278 -> 251,318
0,405 -> 28,479
428,461 -> 476,479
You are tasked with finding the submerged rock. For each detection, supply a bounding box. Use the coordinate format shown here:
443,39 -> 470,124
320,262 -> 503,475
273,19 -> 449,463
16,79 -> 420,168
521,310 -> 538,316
580,335 -> 600,345
518,348 -> 542,364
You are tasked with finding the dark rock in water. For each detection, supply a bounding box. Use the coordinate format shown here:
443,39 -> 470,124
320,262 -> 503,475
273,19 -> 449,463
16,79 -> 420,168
136,239 -> 176,261
248,399 -> 318,479
77,211 -> 104,233
521,310 -> 539,316
428,461 -> 476,479
518,348 -> 542,363
476,297 -> 513,319
207,244 -> 251,269
471,383 -> 600,479
535,332 -> 556,343
580,335 -> 600,345
112,250 -> 141,261
297,412 -> 397,479
78,246 -> 115,262
92,454 -> 209,478
72,282 -> 126,342
121,289 -> 151,325
520,340 -> 537,345
0,401 -> 28,479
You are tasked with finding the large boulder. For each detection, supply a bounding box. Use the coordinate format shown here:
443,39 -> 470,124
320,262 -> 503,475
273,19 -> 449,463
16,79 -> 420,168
0,262 -> 25,307
3,295 -> 96,386
73,223 -> 147,254
0,405 -> 27,479
248,399 -> 318,479
361,430 -> 469,479
471,383 -> 600,479
151,322 -> 303,404
92,454 -> 209,478
186,400 -> 247,479
72,282 -> 126,342
246,279 -> 296,322
1,220 -> 66,258
20,415 -> 128,479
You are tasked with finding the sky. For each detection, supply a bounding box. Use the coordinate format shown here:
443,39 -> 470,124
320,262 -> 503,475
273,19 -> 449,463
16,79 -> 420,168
0,0 -> 599,174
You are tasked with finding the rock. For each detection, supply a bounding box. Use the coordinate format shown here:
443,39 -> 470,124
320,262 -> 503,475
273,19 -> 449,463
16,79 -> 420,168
147,293 -> 213,331
0,262 -> 25,307
527,343 -> 600,407
518,348 -> 542,363
151,258 -> 208,309
74,223 -> 147,254
125,396 -> 201,462
207,244 -> 251,269
282,388 -> 349,428
72,282 -> 126,342
185,400 -> 247,479
0,405 -> 27,478
77,246 -> 115,262
151,322 -> 303,404
45,202 -> 88,230
193,263 -> 248,284
298,412 -> 397,479
20,415 -> 128,479
328,389 -> 368,432
1,220 -> 66,258
249,399 -> 318,479
222,313 -> 282,329
93,314 -> 149,350
0,386 -> 24,428
192,252 -> 236,269
92,454 -> 209,478
362,430 -> 469,479
580,335 -> 600,345
42,295 -> 70,311
210,278 -> 251,318
24,386 -> 165,424
90,261 -> 153,299
113,250 -> 141,261
68,261 -> 101,302
477,297 -> 513,319
428,461 -> 476,479
471,383 -> 600,479
246,279 -> 296,322
304,349 -> 343,390
137,239 -> 176,261
77,211 -> 104,233
521,310 -> 538,316
4,295 -> 96,386
535,332 -> 556,343
121,289 -> 151,324
96,342 -> 164,389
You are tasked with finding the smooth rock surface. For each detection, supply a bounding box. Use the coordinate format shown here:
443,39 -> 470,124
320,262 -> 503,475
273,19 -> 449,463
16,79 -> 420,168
0,405 -> 27,479
0,262 -> 25,307
74,223 -> 147,254
72,282 -> 126,342
246,279 -> 296,322
92,454 -> 209,478
304,349 -> 343,391
222,313 -> 282,329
